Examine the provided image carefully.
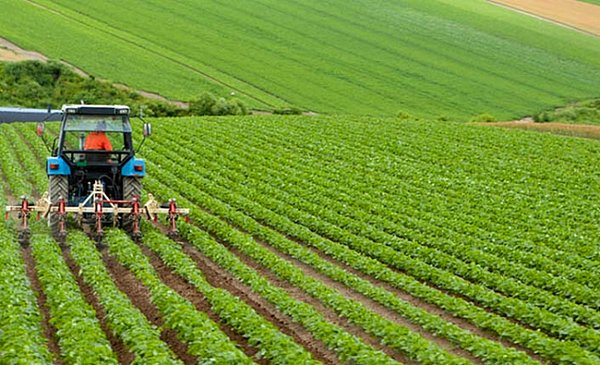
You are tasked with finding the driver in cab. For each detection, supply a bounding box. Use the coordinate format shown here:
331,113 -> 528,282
84,121 -> 112,151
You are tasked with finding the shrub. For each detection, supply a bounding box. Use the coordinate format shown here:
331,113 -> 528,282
533,112 -> 551,123
273,106 -> 303,115
469,113 -> 496,123
188,92 -> 247,116
396,110 -> 413,120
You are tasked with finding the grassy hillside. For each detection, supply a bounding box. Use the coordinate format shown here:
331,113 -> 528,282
1,0 -> 599,119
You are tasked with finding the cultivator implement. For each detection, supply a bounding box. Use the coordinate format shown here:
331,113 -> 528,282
6,180 -> 189,245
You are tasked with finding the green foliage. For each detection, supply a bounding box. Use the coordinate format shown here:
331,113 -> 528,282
396,111 -> 414,120
0,230 -> 54,364
3,114 -> 600,365
273,106 -> 303,115
67,231 -> 183,364
2,0 -> 600,118
139,118 -> 600,364
469,113 -> 496,123
140,227 -> 320,365
188,92 -> 247,116
533,98 -> 600,125
30,234 -> 118,364
0,60 -> 181,117
105,229 -> 255,364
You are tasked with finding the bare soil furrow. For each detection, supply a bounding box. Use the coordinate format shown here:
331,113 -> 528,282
101,251 -> 197,364
137,243 -> 267,364
222,242 -> 416,365
179,240 -> 342,365
62,249 -> 134,364
21,247 -> 63,365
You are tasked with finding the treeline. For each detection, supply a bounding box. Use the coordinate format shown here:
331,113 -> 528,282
0,60 -> 247,117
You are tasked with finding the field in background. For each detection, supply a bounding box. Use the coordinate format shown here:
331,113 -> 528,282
1,0 -> 600,119
1,116 -> 599,364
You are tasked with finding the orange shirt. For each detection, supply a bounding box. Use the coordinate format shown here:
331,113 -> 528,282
84,132 -> 113,151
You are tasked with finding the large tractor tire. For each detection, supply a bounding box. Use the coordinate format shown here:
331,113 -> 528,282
48,175 -> 68,240
122,176 -> 142,236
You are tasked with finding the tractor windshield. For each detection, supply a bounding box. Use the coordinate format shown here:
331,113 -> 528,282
64,115 -> 131,132
61,114 -> 133,165
62,114 -> 132,153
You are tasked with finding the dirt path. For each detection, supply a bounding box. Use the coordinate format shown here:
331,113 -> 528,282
489,0 -> 600,37
0,38 -> 47,62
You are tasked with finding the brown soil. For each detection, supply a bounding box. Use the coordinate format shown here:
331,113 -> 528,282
178,241 -> 342,365
101,251 -> 197,364
478,120 -> 600,140
253,238 -> 482,364
21,247 -> 63,364
137,244 -> 267,364
489,0 -> 600,37
223,243 -> 417,365
62,249 -> 134,364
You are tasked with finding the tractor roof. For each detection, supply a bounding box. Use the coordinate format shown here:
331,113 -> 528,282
62,104 -> 130,116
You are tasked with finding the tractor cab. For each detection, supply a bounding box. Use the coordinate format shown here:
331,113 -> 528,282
46,105 -> 146,207
58,105 -> 133,166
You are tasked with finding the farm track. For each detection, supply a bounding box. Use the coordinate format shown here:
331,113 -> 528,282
489,0 -> 600,37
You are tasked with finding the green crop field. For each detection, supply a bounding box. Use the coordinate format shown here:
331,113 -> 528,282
1,1 -> 600,364
1,0 -> 599,119
1,116 -> 599,364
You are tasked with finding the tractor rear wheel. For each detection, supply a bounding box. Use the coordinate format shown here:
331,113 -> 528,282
48,175 -> 68,241
122,176 -> 142,236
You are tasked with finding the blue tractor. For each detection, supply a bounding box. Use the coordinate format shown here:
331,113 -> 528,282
2,104 -> 188,244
